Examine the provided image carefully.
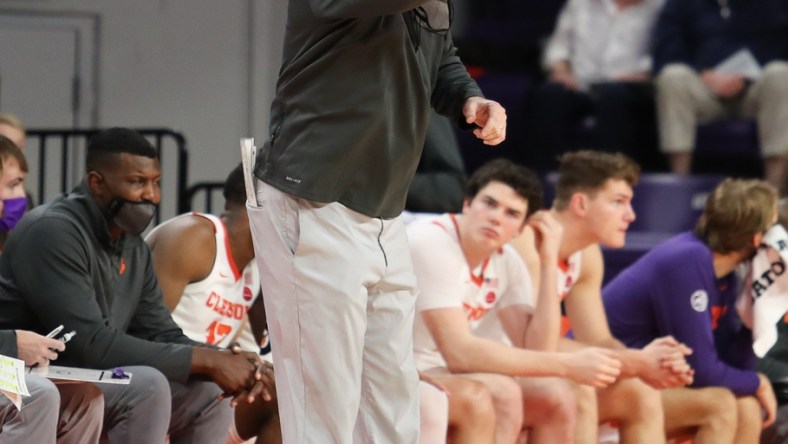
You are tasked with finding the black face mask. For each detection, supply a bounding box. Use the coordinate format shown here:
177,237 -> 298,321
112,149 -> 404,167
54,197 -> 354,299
98,173 -> 157,236
105,197 -> 156,236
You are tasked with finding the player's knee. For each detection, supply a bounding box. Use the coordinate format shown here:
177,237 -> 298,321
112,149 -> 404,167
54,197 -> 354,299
454,379 -> 495,426
736,395 -> 763,432
532,379 -> 577,423
617,378 -> 662,421
490,377 -> 524,431
697,387 -> 738,434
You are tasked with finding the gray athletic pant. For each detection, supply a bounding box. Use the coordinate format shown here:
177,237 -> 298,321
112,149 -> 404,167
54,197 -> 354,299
99,366 -> 233,444
0,375 -> 103,444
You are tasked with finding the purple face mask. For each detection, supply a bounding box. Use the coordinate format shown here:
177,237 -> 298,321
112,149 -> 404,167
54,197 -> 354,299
0,196 -> 27,232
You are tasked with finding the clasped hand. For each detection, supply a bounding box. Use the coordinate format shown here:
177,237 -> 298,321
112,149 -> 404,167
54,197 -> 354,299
213,349 -> 276,407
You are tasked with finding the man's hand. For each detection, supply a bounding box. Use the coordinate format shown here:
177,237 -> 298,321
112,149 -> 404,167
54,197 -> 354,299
701,70 -> 746,98
193,348 -> 275,407
463,97 -> 507,146
528,210 -> 564,266
549,61 -> 580,90
418,371 -> 449,394
561,347 -> 622,388
757,372 -> 778,429
15,330 -> 64,367
638,336 -> 694,389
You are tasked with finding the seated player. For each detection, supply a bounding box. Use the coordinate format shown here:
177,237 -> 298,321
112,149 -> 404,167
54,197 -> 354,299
604,178 -> 779,443
547,150 -> 693,444
410,158 -> 623,443
146,164 -> 280,443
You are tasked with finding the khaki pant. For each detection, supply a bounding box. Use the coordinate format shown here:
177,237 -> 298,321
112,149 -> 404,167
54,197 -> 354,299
248,181 -> 420,444
655,61 -> 788,157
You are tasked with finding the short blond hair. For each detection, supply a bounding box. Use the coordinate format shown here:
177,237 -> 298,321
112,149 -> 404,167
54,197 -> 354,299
695,178 -> 777,253
553,150 -> 640,211
0,113 -> 24,133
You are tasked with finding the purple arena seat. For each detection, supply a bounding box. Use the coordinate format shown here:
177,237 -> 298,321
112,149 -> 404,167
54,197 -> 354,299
627,173 -> 724,233
694,119 -> 762,178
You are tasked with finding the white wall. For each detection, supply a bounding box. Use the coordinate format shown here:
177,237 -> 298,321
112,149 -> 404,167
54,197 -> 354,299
0,0 -> 286,207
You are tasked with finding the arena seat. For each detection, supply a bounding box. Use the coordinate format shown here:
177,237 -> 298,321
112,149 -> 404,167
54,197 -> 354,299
627,173 -> 724,233
603,173 -> 724,283
694,119 -> 762,178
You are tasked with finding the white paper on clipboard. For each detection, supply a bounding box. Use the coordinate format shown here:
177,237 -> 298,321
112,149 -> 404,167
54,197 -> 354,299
29,365 -> 132,384
0,354 -> 29,410
240,138 -> 257,205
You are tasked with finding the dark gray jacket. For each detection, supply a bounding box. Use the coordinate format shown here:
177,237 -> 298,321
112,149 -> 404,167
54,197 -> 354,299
0,330 -> 16,358
0,184 -> 198,382
256,0 -> 483,218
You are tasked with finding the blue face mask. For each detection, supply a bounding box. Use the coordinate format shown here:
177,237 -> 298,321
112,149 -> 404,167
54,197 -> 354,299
0,196 -> 27,232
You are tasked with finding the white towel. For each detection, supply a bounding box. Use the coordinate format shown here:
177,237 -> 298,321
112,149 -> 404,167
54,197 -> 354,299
737,224 -> 788,357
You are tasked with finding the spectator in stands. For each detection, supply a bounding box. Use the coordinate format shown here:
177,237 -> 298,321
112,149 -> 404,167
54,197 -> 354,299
653,0 -> 788,189
525,0 -> 665,171
0,113 -> 26,152
0,133 -> 103,443
603,178 -> 779,442
146,163 -> 280,444
248,2 -> 507,442
0,127 -> 274,443
406,111 -> 467,214
549,150 -> 693,444
410,158 -> 623,443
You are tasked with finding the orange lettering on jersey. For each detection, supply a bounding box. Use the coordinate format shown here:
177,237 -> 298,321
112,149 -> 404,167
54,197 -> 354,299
462,303 -> 490,321
710,306 -> 728,330
119,258 -> 126,276
205,291 -> 247,320
206,320 -> 233,345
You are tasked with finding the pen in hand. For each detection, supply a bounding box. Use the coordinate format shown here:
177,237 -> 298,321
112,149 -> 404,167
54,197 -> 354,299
45,325 -> 64,339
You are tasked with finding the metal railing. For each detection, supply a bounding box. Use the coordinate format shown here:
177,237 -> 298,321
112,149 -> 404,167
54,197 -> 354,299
184,181 -> 224,215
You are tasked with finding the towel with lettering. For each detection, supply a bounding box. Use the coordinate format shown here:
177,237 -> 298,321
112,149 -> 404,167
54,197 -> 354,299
737,224 -> 788,357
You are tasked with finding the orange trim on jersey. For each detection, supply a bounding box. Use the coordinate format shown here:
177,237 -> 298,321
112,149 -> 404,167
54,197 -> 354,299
449,214 -> 490,287
560,315 -> 572,337
221,220 -> 242,281
558,258 -> 571,273
193,212 -> 241,281
431,220 -> 449,232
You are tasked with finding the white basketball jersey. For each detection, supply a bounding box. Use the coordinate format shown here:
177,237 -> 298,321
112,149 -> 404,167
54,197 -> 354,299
168,213 -> 261,347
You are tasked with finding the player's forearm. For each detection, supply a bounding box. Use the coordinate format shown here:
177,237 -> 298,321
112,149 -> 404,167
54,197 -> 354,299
524,258 -> 561,350
443,336 -> 570,378
617,348 -> 650,379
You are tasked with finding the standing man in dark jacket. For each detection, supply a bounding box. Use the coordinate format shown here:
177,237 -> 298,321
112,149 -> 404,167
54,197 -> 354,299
248,1 -> 507,442
0,128 -> 274,443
